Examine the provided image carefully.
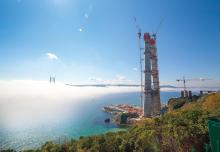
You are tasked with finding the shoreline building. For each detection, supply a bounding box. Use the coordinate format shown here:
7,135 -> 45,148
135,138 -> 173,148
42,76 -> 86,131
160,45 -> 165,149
143,33 -> 161,117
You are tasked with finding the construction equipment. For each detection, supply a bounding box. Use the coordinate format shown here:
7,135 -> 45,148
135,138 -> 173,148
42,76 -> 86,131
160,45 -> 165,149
137,29 -> 144,109
176,76 -> 212,97
134,18 -> 161,116
176,76 -> 189,91
176,76 -> 212,89
134,17 -> 144,109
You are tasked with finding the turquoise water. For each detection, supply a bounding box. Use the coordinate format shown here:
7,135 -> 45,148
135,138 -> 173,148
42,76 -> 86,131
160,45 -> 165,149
0,91 -> 179,151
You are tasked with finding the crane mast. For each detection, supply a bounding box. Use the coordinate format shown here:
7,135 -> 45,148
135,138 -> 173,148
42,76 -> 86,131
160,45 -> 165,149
137,29 -> 144,108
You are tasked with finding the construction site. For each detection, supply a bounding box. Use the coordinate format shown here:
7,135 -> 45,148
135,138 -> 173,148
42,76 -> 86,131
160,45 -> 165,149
102,30 -> 162,124
102,30 -> 218,124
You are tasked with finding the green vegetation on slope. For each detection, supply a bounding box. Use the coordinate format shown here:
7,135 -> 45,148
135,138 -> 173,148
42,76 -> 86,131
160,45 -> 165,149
2,93 -> 220,152
167,95 -> 200,111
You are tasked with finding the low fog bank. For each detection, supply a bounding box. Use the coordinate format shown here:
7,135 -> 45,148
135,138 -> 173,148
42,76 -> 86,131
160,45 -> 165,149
0,80 -> 140,129
0,80 -> 139,104
0,80 -> 219,129
0,80 -> 219,104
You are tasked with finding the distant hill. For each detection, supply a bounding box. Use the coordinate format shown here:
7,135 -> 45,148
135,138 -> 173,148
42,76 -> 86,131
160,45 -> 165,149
160,85 -> 177,88
66,83 -> 177,88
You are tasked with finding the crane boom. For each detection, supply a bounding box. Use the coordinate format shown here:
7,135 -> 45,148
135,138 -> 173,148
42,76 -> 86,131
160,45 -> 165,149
176,76 -> 212,97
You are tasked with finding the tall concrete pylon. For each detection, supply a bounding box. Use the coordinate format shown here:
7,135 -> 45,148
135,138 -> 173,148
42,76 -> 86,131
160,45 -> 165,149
143,32 -> 161,117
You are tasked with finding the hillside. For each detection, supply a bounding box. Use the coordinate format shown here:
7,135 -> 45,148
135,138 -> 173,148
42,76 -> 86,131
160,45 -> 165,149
2,93 -> 220,152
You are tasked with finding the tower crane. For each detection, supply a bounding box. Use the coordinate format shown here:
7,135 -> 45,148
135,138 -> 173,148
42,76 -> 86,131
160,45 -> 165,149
176,76 -> 212,97
134,17 -> 144,108
176,76 -> 188,91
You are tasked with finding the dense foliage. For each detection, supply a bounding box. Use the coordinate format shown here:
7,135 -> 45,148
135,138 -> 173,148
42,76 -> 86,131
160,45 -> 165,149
167,95 -> 199,111
2,93 -> 220,152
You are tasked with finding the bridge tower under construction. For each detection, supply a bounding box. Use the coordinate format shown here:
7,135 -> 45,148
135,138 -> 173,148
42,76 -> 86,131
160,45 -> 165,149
143,32 -> 161,117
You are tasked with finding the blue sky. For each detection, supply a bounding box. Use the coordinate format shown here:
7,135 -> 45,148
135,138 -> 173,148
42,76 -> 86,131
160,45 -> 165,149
0,0 -> 220,86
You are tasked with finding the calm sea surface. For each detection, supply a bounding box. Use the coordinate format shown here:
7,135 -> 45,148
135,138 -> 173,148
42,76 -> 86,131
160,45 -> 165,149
0,90 -> 179,151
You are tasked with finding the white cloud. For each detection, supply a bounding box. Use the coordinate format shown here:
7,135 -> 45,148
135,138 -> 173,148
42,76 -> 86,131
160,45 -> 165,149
133,68 -> 138,71
113,75 -> 134,84
88,77 -> 104,83
116,75 -> 126,81
46,53 -> 58,60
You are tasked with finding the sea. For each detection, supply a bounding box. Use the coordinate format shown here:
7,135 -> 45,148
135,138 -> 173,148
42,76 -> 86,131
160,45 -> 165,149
0,81 -> 193,151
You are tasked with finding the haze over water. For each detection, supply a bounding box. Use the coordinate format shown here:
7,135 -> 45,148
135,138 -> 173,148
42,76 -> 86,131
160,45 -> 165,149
0,80 -> 181,151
